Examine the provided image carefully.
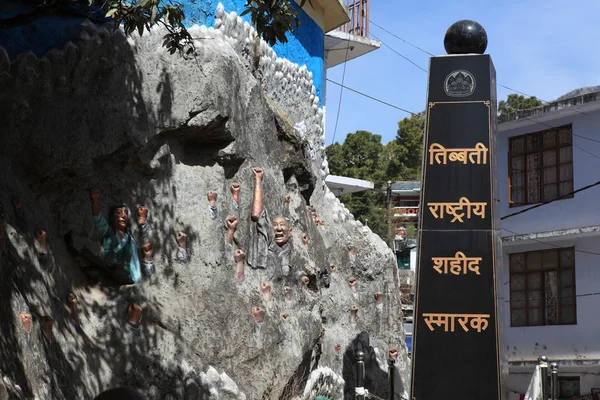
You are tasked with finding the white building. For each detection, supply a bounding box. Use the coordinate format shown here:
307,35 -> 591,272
498,89 -> 600,399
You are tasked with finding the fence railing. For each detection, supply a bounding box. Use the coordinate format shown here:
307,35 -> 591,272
336,0 -> 369,37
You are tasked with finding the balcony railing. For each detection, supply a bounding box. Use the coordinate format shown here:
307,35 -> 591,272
337,0 -> 369,37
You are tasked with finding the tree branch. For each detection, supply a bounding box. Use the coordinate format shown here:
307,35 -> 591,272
0,0 -> 75,30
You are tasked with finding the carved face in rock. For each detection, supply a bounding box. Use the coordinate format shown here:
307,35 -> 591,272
271,217 -> 291,247
111,207 -> 129,231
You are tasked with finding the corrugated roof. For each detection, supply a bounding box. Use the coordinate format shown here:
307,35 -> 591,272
391,181 -> 421,191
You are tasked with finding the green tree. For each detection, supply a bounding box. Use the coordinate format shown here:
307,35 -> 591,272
326,131 -> 388,237
392,111 -> 425,180
498,94 -> 543,116
0,0 -> 313,55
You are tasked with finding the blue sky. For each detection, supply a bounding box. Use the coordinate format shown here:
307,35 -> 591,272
324,0 -> 600,146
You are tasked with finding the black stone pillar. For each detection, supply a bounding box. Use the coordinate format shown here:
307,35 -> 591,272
410,20 -> 506,400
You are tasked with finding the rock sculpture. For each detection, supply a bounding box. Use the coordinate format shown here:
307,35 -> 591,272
127,303 -> 143,330
301,232 -> 308,249
319,265 -> 331,288
207,191 -> 218,220
175,232 -> 189,263
389,346 -> 399,360
234,249 -> 246,279
89,188 -> 142,285
230,184 -> 241,211
248,168 -> 293,282
279,312 -> 290,321
302,367 -> 345,400
225,215 -> 237,246
260,282 -> 272,303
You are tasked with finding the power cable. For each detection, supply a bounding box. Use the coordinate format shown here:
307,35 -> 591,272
330,33 -> 352,145
370,32 -> 428,73
501,180 -> 600,220
368,19 -> 435,56
368,21 -> 600,164
368,19 -> 592,118
326,79 -> 420,116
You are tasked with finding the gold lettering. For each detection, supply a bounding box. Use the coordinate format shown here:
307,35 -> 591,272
432,257 -> 449,274
427,198 -> 487,223
429,143 -> 448,165
428,203 -> 443,219
424,313 -> 490,333
468,142 -> 488,165
448,149 -> 468,164
428,142 -> 488,165
432,252 -> 482,275
423,313 -> 456,332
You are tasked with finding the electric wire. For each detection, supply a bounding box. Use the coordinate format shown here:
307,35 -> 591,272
501,180 -> 600,220
330,33 -> 352,145
326,79 -> 419,116
501,227 -> 600,256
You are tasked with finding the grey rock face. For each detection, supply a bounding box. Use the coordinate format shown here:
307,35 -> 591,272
0,11 -> 409,400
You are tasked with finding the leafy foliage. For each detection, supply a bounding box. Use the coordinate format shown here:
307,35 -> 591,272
0,0 -> 313,55
326,123 -> 425,242
241,0 -> 314,46
498,94 -> 543,116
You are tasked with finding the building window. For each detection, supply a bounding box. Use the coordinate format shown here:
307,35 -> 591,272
508,124 -> 574,207
509,248 -> 576,327
558,376 -> 580,398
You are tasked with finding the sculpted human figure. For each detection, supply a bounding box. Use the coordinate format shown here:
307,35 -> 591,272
127,303 -> 143,330
136,206 -> 155,277
283,285 -> 293,301
350,305 -> 358,324
175,232 -> 189,263
248,167 -> 293,282
67,292 -> 80,326
301,232 -> 308,250
35,229 -> 49,266
280,312 -> 290,321
41,316 -> 54,341
348,244 -> 356,265
283,195 -> 291,218
225,215 -> 238,246
19,313 -> 32,333
389,346 -> 399,360
349,277 -> 358,296
230,184 -> 241,211
207,191 -> 218,220
89,188 -> 142,285
260,282 -> 272,303
334,343 -> 342,356
234,248 -> 246,279
374,292 -> 384,308
300,275 -> 309,289
252,306 -> 265,324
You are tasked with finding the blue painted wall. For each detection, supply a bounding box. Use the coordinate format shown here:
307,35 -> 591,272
0,0 -> 324,104
179,0 -> 324,104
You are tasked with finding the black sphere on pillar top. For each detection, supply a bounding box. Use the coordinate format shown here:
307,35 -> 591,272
444,20 -> 488,55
